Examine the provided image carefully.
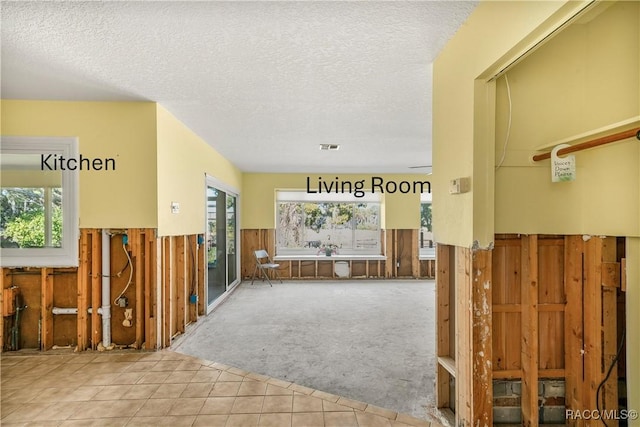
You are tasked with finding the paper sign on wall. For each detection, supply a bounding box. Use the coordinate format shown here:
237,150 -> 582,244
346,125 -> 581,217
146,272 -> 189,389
551,144 -> 576,182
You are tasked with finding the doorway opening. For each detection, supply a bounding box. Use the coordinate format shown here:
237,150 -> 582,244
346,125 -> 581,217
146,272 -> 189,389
206,176 -> 239,312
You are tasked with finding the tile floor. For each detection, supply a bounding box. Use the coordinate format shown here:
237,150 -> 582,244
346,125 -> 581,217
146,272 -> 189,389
174,281 -> 437,419
1,350 -> 441,427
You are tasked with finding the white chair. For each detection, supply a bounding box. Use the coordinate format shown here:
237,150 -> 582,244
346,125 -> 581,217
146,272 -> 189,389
251,249 -> 282,286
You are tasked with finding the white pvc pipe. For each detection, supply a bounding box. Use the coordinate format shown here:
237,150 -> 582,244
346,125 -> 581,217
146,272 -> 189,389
52,307 -> 78,315
102,229 -> 112,347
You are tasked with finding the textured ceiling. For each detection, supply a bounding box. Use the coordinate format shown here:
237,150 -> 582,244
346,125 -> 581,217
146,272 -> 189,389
1,1 -> 477,173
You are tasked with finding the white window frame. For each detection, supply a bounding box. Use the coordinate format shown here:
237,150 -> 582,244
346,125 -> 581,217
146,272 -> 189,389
275,190 -> 382,256
1,136 -> 79,267
419,192 -> 435,259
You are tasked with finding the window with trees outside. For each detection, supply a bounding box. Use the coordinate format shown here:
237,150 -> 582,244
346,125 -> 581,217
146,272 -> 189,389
2,187 -> 63,248
419,192 -> 434,258
276,191 -> 381,256
1,137 -> 79,267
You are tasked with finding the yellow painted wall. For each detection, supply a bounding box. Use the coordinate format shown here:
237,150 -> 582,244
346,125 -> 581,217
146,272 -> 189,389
635,12 -> 640,420
433,0 -> 592,247
1,100 -> 158,228
490,4 -> 640,413
435,1 -> 639,419
241,173 -> 432,230
156,105 -> 242,236
628,237 -> 640,427
494,1 -> 640,236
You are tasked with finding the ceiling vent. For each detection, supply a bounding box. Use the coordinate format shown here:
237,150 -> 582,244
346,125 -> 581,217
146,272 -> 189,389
319,144 -> 340,151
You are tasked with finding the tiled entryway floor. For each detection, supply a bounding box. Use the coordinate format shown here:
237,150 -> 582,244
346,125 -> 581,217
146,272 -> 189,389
1,350 -> 440,427
174,281 -> 437,419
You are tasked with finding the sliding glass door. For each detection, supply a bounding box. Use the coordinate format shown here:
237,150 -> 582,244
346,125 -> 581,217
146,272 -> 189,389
226,195 -> 237,285
206,177 -> 239,310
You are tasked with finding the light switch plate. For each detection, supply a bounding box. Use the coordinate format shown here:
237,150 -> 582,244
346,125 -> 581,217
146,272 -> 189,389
449,177 -> 470,194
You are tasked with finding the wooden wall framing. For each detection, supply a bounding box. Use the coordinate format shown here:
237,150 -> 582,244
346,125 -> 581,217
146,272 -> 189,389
435,244 -> 492,426
1,266 -> 78,351
1,228 -> 205,353
564,235 -> 623,426
240,229 -> 435,280
157,234 -> 204,348
6,229 -> 625,427
436,235 -> 625,427
436,244 -> 455,412
492,235 -> 567,381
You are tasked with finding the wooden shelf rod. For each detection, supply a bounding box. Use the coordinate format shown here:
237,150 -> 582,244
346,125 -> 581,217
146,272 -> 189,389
532,127 -> 640,162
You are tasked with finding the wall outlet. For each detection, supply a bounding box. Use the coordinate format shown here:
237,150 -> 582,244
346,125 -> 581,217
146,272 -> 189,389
171,202 -> 180,214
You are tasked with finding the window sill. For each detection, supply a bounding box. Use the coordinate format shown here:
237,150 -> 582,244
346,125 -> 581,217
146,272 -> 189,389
419,248 -> 436,260
274,255 -> 386,261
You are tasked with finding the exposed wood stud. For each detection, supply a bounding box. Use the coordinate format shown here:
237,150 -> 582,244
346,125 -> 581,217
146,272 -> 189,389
77,229 -> 90,351
471,249 -> 492,426
493,369 -> 566,380
436,244 -> 452,409
601,237 -> 618,422
132,229 -> 144,349
564,235 -> 584,421
383,230 -> 391,278
583,237 -> 602,411
621,258 -> 627,292
91,230 -> 102,349
150,231 -> 161,350
41,268 -> 54,351
411,229 -> 420,278
602,261 -> 621,288
392,230 -> 397,277
176,236 -> 186,334
188,235 -> 198,324
163,237 -> 171,348
143,229 -> 153,349
455,246 -> 472,425
520,235 -> 539,427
